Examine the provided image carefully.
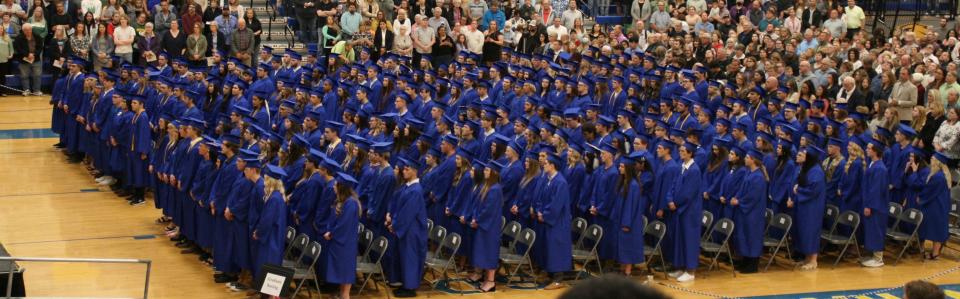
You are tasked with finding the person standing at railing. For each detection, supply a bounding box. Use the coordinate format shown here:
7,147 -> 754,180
293,0 -> 317,43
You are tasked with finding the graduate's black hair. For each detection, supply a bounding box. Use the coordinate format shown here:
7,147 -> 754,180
797,150 -> 818,186
776,144 -> 793,175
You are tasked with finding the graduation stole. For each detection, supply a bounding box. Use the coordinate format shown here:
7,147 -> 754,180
822,156 -> 841,181
130,111 -> 144,152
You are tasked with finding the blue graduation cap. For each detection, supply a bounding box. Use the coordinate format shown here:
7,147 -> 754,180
897,123 -> 917,138
265,164 -> 287,179
243,157 -> 262,168
335,172 -> 359,188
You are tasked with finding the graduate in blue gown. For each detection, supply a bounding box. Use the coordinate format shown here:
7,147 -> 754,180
769,141 -> 797,214
790,146 -> 826,270
210,136 -> 243,284
253,165 -> 288,278
290,149 -> 325,238
701,141 -> 729,221
225,157 -> 260,288
822,138 -> 846,208
365,142 -> 396,239
718,146 -> 746,232
860,139 -> 889,267
388,158 -> 428,297
325,172 -> 362,298
915,153 -> 952,260
589,142 -> 620,261
467,161 -> 505,293
665,142 -> 702,282
615,152 -> 651,275
536,153 -> 573,290
731,149 -> 769,273
126,95 -> 152,204
838,140 -> 866,214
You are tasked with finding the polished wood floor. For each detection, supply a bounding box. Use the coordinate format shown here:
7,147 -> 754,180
1,96 -> 959,299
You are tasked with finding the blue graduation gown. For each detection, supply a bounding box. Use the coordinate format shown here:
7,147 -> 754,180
702,162 -> 728,220
838,158 -> 864,214
228,177 -> 261,271
616,175 -> 649,264
821,156 -> 844,203
325,198 -> 360,284
190,157 -> 217,249
471,184 -> 504,270
290,173 -> 323,237
769,160 -> 797,214
590,164 -> 620,260
862,160 -> 889,252
732,168 -> 767,258
535,172 -> 573,273
126,111 -> 152,187
793,165 -> 826,255
282,157 -> 306,192
563,163 -> 586,218
391,181 -> 428,290
718,166 -> 747,221
364,165 -> 396,236
254,190 -> 287,277
667,162 -> 702,270
210,155 -> 242,273
915,170 -> 950,242
651,159 -> 680,219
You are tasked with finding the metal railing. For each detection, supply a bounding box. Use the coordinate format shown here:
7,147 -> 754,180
0,257 -> 152,299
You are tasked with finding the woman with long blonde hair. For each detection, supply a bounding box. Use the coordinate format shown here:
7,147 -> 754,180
252,164 -> 288,280
838,139 -> 866,214
914,153 -> 953,260
324,172 -> 361,299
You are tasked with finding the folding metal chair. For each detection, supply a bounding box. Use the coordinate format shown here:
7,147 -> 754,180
282,233 -> 310,268
427,225 -> 447,259
764,208 -> 774,226
500,221 -> 522,255
886,208 -> 924,265
357,228 -> 375,263
762,213 -> 793,271
499,228 -> 536,286
821,204 -> 840,239
358,223 -> 365,235
285,226 -> 296,246
573,224 -> 603,280
427,218 -> 434,234
887,202 -> 904,231
701,210 -> 715,241
356,236 -> 389,298
820,211 -> 861,268
644,220 -> 668,279
425,233 -> 462,291
700,218 -> 736,277
572,217 -> 588,248
290,241 -> 322,298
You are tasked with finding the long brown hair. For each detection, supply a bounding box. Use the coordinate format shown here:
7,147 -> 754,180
480,169 -> 500,201
334,181 -> 361,216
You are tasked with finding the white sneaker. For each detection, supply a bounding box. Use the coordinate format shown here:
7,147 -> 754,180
21,90 -> 29,96
861,259 -> 884,268
98,177 -> 116,186
667,270 -> 683,278
33,92 -> 42,96
676,272 -> 695,282
95,177 -> 106,183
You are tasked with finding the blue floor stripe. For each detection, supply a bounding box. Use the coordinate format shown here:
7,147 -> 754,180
0,128 -> 56,139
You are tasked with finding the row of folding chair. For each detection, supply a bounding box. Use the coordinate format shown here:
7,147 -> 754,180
280,225 -> 390,298
423,218 -> 463,292
699,210 -> 796,275
569,217 -> 670,280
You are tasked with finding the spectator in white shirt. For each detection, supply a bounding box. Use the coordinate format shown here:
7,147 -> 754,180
112,15 -> 136,63
393,8 -> 412,36
545,17 -> 568,40
560,1 -> 582,29
463,19 -> 485,54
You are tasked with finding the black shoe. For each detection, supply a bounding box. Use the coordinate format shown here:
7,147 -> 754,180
53,143 -> 64,148
175,241 -> 192,248
214,274 -> 238,283
169,235 -> 184,242
393,288 -> 417,298
129,198 -> 145,206
180,248 -> 198,254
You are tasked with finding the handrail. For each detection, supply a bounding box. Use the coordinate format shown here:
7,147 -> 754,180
0,257 -> 152,299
